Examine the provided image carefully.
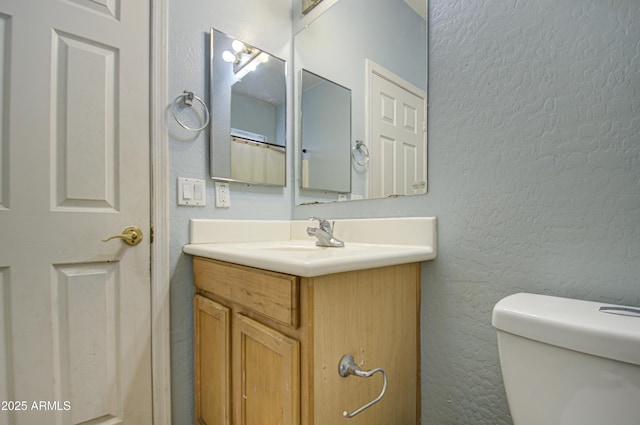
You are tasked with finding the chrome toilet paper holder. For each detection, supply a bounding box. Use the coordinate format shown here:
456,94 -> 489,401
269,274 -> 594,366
338,354 -> 388,418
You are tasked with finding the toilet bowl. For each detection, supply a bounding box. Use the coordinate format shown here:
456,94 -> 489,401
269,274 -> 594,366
492,293 -> 640,425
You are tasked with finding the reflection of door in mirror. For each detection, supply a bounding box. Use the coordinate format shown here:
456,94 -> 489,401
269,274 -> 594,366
368,61 -> 426,198
209,28 -> 287,186
300,70 -> 351,193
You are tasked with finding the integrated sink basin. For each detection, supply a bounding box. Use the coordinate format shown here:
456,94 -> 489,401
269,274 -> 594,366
183,217 -> 437,277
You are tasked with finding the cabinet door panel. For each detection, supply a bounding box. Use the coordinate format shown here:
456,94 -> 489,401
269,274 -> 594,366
311,264 -> 420,425
194,295 -> 231,425
233,314 -> 300,425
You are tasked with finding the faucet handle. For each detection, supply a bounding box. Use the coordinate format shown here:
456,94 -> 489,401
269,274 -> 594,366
309,216 -> 332,232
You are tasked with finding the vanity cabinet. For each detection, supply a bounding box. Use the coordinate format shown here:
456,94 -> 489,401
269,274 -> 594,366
193,256 -> 420,425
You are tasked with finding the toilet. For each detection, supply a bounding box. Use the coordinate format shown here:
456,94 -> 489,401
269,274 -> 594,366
492,293 -> 640,425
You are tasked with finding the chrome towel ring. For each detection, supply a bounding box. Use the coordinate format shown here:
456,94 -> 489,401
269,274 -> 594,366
171,90 -> 210,132
338,354 -> 388,418
351,140 -> 370,166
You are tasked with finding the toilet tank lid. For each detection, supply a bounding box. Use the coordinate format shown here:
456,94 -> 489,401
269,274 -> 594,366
492,293 -> 640,366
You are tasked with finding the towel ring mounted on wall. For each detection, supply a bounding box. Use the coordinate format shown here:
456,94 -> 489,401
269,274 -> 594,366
171,90 -> 210,132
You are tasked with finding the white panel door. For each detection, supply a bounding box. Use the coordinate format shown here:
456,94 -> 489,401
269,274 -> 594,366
369,68 -> 426,198
0,0 -> 151,424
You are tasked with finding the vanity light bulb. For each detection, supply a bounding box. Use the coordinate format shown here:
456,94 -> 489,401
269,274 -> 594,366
222,50 -> 236,63
231,40 -> 245,53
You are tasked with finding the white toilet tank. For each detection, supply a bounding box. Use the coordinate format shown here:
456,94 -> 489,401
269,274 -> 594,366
492,293 -> 640,425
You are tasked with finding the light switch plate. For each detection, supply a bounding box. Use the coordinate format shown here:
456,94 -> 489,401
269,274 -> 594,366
178,177 -> 206,206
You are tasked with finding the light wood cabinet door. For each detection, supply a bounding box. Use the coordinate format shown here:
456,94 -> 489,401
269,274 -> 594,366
310,263 -> 420,425
233,314 -> 301,425
194,295 -> 231,425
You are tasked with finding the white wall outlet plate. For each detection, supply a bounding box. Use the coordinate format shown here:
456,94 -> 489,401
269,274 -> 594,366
215,181 -> 230,208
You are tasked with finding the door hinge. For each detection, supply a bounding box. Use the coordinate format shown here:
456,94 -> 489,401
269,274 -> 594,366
150,226 -> 154,244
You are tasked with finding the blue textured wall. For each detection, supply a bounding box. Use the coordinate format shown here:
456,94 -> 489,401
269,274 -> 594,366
169,0 -> 640,423
422,1 -> 640,423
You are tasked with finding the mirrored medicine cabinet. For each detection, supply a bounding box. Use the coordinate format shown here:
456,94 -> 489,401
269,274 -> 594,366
209,28 -> 287,187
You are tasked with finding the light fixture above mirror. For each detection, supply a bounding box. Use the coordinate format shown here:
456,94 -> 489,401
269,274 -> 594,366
302,0 -> 324,14
222,39 -> 271,80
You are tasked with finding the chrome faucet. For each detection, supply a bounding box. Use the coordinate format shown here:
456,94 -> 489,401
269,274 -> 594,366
307,216 -> 345,247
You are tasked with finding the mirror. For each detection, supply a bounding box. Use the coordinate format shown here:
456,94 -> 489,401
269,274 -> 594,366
301,69 -> 352,193
294,0 -> 427,203
209,28 -> 287,186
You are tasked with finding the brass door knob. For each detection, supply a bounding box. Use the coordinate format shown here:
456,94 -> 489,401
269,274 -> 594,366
102,226 -> 143,246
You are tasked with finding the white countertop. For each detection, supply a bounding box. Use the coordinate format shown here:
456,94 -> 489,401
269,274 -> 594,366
183,217 -> 437,277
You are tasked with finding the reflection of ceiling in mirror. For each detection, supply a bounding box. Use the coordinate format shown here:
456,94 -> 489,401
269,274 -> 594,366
231,59 -> 286,106
301,70 -> 324,91
214,28 -> 286,107
403,0 -> 426,20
